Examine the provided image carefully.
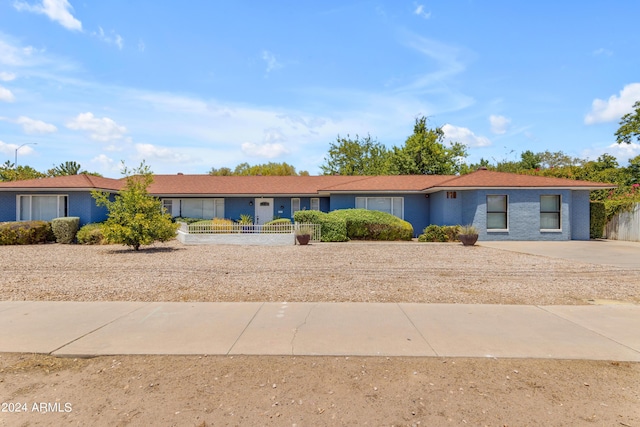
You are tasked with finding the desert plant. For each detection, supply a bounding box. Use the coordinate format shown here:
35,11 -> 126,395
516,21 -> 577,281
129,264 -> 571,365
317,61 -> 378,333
51,217 -> 80,244
211,218 -> 235,233
76,223 -> 106,245
458,224 -> 479,236
295,224 -> 315,236
238,214 -> 253,225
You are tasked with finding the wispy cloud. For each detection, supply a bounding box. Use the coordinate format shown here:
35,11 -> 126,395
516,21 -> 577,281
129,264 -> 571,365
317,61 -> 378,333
442,124 -> 491,147
0,139 -> 36,156
0,85 -> 15,102
489,114 -> 511,134
0,72 -> 16,81
14,0 -> 82,31
66,112 -> 128,142
92,27 -> 124,50
261,50 -> 283,74
592,47 -> 613,57
413,4 -> 431,19
138,39 -> 146,53
584,83 -> 640,124
134,143 -> 189,162
241,142 -> 289,158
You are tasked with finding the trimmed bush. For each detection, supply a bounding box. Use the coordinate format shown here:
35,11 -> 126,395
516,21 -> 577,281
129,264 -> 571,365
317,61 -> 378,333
0,221 -> 55,245
264,218 -> 292,233
76,223 -> 106,245
328,209 -> 413,241
294,210 -> 348,242
590,201 -> 606,239
51,216 -> 80,244
418,224 -> 460,242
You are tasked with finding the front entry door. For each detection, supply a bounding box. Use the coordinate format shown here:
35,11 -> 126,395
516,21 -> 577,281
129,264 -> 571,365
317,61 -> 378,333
255,198 -> 274,225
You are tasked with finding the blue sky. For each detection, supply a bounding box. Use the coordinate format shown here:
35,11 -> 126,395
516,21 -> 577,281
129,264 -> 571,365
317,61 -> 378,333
1,0 -> 639,176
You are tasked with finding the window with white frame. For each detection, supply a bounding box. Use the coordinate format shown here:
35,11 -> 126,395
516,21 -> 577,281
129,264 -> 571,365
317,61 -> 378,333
310,198 -> 320,211
291,198 -> 301,217
161,199 -> 173,216
486,195 -> 507,230
540,195 -> 561,230
180,198 -> 224,219
355,197 -> 404,218
18,195 -> 68,221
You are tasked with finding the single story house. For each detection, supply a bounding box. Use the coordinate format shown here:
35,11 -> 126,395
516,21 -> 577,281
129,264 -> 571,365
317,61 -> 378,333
0,169 -> 614,241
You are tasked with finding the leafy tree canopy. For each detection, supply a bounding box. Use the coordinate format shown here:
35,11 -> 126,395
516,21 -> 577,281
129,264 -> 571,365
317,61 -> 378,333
320,134 -> 390,175
387,117 -> 467,175
209,162 -> 309,176
615,100 -> 640,144
0,161 -> 46,181
92,162 -> 178,251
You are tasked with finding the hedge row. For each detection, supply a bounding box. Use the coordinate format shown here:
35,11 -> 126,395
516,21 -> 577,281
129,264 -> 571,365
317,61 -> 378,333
0,221 -> 56,245
294,209 -> 413,242
417,225 -> 461,242
590,201 -> 606,239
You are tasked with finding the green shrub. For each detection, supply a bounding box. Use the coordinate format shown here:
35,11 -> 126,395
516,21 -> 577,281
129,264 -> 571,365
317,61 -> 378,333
172,217 -> 203,224
418,224 -> 460,242
294,210 -> 348,242
51,217 -> 80,244
263,218 -> 292,233
76,223 -> 106,245
590,201 -> 606,239
265,218 -> 292,225
0,221 -> 55,245
328,209 -> 413,241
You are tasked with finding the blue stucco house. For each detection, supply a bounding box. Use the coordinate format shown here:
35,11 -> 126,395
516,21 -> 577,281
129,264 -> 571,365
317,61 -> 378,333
0,169 -> 613,240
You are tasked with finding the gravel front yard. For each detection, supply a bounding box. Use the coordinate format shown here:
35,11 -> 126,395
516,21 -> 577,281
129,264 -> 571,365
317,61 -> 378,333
2,240 -> 638,305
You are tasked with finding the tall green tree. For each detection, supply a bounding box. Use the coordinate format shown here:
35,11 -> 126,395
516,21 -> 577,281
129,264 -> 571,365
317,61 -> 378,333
387,117 -> 467,175
615,100 -> 640,144
92,162 -> 178,251
0,161 -> 46,181
209,162 -> 308,176
320,134 -> 390,175
48,161 -> 84,176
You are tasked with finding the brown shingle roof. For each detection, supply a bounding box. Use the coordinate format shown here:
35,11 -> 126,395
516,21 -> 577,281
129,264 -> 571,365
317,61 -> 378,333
0,174 -> 122,190
0,170 -> 615,194
432,169 -> 615,189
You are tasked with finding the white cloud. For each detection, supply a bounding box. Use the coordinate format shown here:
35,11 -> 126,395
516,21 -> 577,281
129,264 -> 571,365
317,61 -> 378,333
92,27 -> 124,50
489,114 -> 511,134
241,142 -> 289,158
585,83 -> 640,124
414,4 -> 431,19
0,72 -> 16,81
16,116 -> 58,134
14,0 -> 82,31
0,85 -> 15,102
0,140 -> 36,156
442,124 -> 491,147
592,48 -> 613,57
581,142 -> 640,164
261,50 -> 282,74
66,112 -> 128,142
134,143 -> 189,161
138,39 -> 146,52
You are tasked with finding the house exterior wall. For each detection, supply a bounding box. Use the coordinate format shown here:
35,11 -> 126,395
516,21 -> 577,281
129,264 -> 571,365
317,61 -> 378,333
457,189 -> 574,241
328,193 -> 429,237
570,190 -> 591,240
0,190 -> 106,226
429,191 -> 462,226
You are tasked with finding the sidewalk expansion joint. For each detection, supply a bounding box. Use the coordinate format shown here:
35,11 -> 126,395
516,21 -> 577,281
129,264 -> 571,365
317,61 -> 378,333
50,302 -> 154,356
397,303 -> 439,357
227,302 -> 265,356
536,305 -> 640,355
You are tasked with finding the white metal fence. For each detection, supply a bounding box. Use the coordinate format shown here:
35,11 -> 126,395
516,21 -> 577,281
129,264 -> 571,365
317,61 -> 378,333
179,222 -> 321,241
604,203 -> 640,242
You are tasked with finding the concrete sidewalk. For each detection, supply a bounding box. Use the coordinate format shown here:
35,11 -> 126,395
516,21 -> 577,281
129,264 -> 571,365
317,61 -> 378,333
479,239 -> 640,269
1,301 -> 639,361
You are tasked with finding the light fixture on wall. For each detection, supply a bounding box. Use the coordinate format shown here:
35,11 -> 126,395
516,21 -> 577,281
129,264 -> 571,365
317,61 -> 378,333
249,201 -> 254,206
280,205 -> 284,210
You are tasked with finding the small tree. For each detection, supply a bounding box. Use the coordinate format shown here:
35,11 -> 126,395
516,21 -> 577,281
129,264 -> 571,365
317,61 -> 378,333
92,162 -> 178,251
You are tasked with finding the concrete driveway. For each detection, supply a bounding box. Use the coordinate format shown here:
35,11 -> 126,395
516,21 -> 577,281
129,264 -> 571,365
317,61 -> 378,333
479,239 -> 640,269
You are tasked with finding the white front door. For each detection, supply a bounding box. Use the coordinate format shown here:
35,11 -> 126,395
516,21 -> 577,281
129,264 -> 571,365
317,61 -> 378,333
255,198 -> 274,225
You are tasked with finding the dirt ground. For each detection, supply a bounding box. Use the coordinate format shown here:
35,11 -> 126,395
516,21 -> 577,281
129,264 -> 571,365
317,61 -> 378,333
1,242 -> 639,425
1,353 -> 639,426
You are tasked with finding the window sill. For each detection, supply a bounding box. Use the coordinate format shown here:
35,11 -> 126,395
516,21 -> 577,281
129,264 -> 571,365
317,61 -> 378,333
487,229 -> 509,233
540,229 -> 562,233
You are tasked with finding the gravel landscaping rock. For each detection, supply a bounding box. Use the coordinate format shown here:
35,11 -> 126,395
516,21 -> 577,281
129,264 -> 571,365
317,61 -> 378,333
2,240 -> 638,305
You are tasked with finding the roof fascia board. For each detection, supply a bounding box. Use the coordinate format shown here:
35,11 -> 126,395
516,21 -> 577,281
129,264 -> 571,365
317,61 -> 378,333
426,186 -> 615,193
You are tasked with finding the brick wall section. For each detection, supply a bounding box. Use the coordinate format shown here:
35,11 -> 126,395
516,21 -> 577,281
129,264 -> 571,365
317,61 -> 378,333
570,190 -> 591,240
